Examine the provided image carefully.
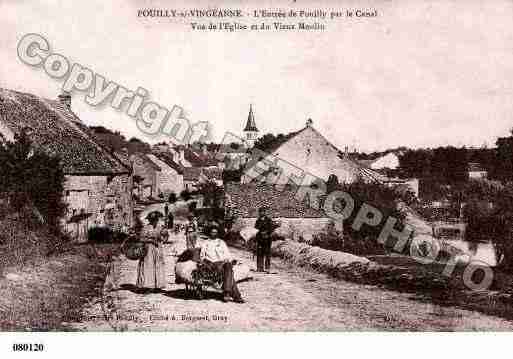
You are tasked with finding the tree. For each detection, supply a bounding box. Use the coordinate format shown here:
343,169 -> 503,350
338,180 -> 409,254
254,133 -> 285,152
491,184 -> 513,271
399,148 -> 432,179
495,130 -> 513,181
89,126 -> 127,153
127,137 -> 151,153
0,131 -> 66,227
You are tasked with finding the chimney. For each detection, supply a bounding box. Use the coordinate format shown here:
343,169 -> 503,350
180,147 -> 185,162
58,91 -> 72,109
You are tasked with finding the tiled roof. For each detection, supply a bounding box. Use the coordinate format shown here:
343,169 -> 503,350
0,88 -> 128,175
225,183 -> 327,218
202,167 -> 223,181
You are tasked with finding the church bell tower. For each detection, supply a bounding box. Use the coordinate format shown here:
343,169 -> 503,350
243,104 -> 259,148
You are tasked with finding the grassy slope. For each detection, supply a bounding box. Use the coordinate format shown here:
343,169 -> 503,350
0,244 -> 114,331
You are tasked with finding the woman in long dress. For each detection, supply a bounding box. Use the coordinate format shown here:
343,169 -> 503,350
136,212 -> 168,291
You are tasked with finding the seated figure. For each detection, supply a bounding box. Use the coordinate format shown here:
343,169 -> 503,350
175,227 -> 245,303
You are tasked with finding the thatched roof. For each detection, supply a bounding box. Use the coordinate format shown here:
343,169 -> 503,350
0,88 -> 128,175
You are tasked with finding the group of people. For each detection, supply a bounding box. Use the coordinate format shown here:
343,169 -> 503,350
133,205 -> 279,304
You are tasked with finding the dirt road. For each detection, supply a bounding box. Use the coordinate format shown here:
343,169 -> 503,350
69,231 -> 513,331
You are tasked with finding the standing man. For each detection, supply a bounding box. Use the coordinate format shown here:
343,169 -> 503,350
199,227 -> 244,303
255,207 -> 276,273
167,211 -> 174,230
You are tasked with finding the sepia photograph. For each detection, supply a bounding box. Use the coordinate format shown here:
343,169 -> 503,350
1,0 -> 513,356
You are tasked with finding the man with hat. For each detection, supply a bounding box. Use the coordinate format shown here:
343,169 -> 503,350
255,207 -> 277,273
198,226 -> 244,303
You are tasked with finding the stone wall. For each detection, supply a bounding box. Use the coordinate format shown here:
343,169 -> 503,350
63,173 -> 133,242
146,154 -> 184,196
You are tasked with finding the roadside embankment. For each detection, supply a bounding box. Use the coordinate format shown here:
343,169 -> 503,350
0,243 -> 114,330
271,240 -> 513,320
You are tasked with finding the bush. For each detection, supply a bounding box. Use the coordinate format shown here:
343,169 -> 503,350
311,226 -> 387,256
486,184 -> 513,271
338,180 -> 408,252
311,231 -> 344,252
0,131 -> 66,228
457,181 -> 513,271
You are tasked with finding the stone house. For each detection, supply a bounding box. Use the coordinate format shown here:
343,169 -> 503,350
130,153 -> 161,199
146,153 -> 184,196
0,88 -> 132,242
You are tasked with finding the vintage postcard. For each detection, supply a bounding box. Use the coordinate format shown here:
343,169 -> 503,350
1,0 -> 513,353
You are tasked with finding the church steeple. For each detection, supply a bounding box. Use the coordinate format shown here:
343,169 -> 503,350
244,104 -> 258,132
243,104 -> 259,148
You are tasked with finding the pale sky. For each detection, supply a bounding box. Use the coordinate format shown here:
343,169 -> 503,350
1,0 -> 513,152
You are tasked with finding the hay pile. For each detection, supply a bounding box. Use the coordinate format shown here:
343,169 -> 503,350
271,240 -> 451,292
271,240 -> 369,272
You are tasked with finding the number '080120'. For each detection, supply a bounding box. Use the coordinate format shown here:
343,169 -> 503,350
12,343 -> 44,352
